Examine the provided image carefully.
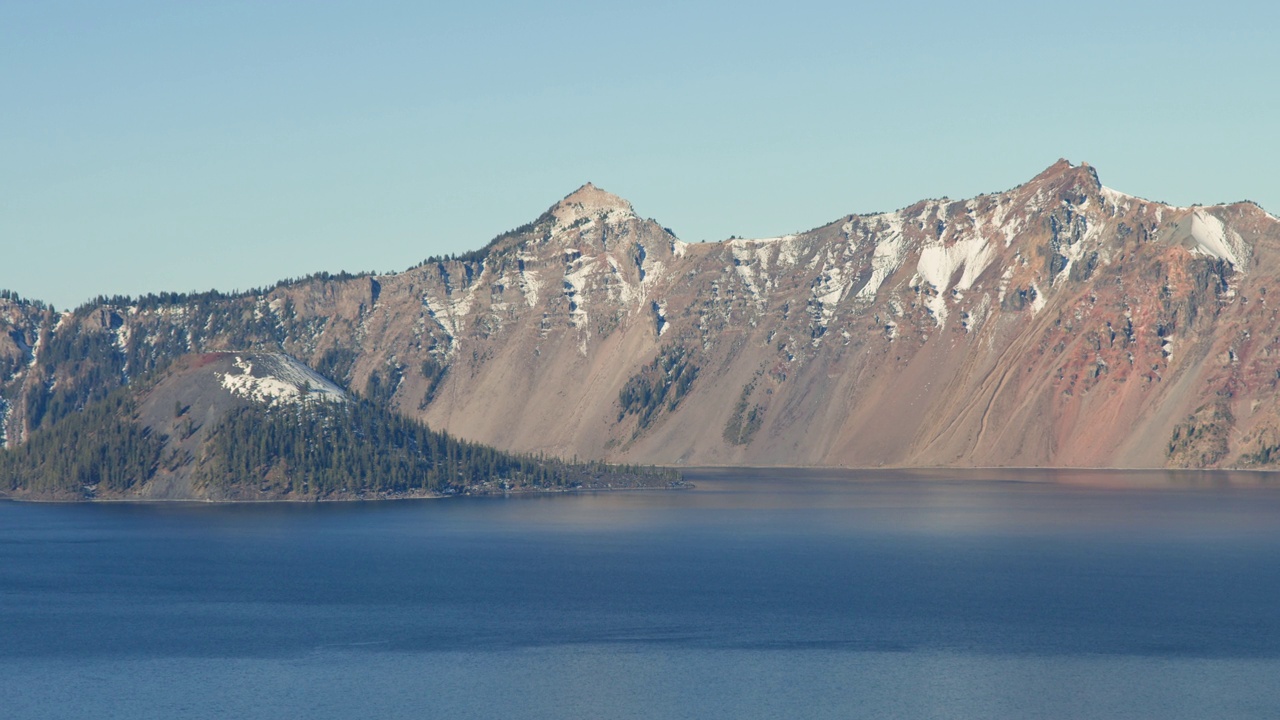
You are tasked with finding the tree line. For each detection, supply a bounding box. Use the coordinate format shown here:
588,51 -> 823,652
196,396 -> 587,496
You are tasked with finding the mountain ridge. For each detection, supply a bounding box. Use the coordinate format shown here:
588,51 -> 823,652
4,160 -> 1280,471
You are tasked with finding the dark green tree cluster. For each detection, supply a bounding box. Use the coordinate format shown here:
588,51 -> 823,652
618,345 -> 699,429
413,214 -> 548,269
418,357 -> 448,409
1167,402 -> 1233,468
314,346 -> 359,389
269,270 -> 373,292
198,397 -> 586,496
81,289 -> 241,314
181,295 -> 287,350
0,387 -> 161,496
0,344 -> 28,390
0,289 -> 54,311
363,365 -> 404,407
78,271 -> 373,315
723,382 -> 766,446
26,326 -> 128,431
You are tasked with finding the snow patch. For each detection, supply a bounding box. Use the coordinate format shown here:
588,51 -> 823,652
519,264 -> 541,308
641,259 -> 666,299
729,235 -> 802,272
727,240 -> 782,304
963,293 -> 992,333
987,197 -> 1025,247
564,256 -> 597,329
115,322 -> 131,353
915,237 -> 994,327
996,264 -> 1014,306
733,261 -> 761,301
652,300 -> 668,336
917,237 -> 994,293
422,261 -> 485,347
856,212 -> 907,300
1188,209 -> 1250,269
1100,186 -> 1136,215
808,263 -> 853,343
728,234 -> 797,247
423,295 -> 449,333
813,265 -> 850,308
605,254 -> 637,307
1030,282 -> 1046,315
219,355 -> 347,407
561,256 -> 598,352
26,321 -> 43,369
1050,213 -> 1103,285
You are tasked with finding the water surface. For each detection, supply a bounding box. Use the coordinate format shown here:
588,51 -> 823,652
3,468 -> 1279,718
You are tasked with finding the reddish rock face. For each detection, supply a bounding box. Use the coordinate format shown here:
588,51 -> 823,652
5,161 -> 1280,469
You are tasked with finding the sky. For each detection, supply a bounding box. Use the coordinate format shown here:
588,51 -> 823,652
2,0 -> 1277,311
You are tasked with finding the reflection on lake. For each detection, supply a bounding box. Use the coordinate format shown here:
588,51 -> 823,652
3,468 -> 1279,719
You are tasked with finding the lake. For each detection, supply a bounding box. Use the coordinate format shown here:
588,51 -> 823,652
3,468 -> 1280,719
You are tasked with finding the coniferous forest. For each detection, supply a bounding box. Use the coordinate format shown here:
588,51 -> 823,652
0,368 -> 680,501
0,387 -> 162,498
197,396 -> 674,498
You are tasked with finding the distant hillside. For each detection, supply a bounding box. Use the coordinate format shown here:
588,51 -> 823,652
5,160 -> 1280,470
0,352 -> 678,501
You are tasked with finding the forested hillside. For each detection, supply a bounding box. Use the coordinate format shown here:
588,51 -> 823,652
0,352 -> 680,501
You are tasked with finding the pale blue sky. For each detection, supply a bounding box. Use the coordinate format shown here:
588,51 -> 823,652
3,1 -> 1277,310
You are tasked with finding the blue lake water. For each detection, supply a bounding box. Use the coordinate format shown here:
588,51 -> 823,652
3,468 -> 1280,719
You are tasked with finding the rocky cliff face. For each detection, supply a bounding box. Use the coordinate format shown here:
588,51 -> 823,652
5,161 -> 1280,468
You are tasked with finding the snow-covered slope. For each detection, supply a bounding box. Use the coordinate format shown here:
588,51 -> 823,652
219,353 -> 347,406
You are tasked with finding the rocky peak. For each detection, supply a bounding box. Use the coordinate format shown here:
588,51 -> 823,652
549,183 -> 636,227
1022,158 -> 1103,202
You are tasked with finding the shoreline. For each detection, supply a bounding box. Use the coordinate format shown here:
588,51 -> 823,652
0,478 -> 693,505
8,464 -> 1280,504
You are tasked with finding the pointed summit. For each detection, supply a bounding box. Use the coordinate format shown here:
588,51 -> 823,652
1030,158 -> 1076,180
1025,158 -> 1102,195
1013,156 -> 1105,202
550,183 -> 636,227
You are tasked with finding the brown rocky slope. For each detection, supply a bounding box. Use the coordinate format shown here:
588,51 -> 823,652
4,160 -> 1280,469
